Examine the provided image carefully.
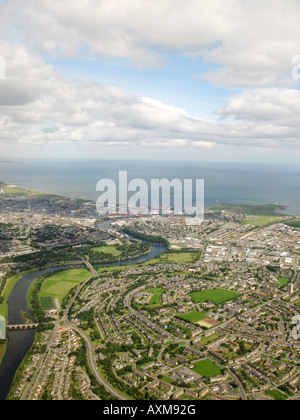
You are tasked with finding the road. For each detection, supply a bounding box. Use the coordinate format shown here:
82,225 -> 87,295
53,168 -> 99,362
62,275 -> 128,401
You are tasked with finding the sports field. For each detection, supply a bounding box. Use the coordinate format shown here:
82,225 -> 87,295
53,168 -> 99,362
40,296 -> 55,311
178,310 -> 206,324
190,289 -> 240,305
91,245 -> 121,256
193,360 -> 222,378
39,269 -> 90,304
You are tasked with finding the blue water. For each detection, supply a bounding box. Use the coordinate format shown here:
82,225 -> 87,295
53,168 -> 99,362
0,159 -> 299,215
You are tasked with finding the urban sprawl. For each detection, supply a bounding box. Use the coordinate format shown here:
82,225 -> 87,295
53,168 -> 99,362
1,182 -> 300,401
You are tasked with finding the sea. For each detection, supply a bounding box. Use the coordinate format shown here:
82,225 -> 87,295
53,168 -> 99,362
0,159 -> 299,216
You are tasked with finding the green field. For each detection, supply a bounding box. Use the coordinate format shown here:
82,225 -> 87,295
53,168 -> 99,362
40,296 -> 55,311
240,215 -> 287,227
200,333 -> 220,346
190,289 -> 241,305
39,269 -> 90,304
146,288 -> 166,306
209,204 -> 289,228
0,180 -> 54,197
193,360 -> 222,378
208,204 -> 286,216
284,219 -> 300,228
91,245 -> 121,256
266,389 -> 288,401
276,277 -> 290,288
149,252 -> 197,264
178,310 -> 206,324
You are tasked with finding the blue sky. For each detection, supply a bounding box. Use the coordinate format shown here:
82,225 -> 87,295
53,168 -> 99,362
0,0 -> 300,163
48,53 -> 234,119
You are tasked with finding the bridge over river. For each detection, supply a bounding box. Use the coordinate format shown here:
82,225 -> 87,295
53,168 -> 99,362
7,324 -> 38,331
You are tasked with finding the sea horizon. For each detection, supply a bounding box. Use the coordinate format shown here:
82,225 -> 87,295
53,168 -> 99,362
0,159 -> 299,216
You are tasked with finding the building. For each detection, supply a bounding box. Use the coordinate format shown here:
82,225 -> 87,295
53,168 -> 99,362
0,316 -> 6,340
288,284 -> 294,296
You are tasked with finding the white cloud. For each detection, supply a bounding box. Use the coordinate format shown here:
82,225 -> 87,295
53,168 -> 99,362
0,1 -> 300,158
0,41 -> 299,153
219,88 -> 300,124
2,0 -> 300,87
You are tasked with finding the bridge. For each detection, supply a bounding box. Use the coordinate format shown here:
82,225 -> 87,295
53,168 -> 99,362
7,324 -> 38,331
82,259 -> 97,276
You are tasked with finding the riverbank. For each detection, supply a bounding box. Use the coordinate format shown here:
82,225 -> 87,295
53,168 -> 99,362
0,218 -> 167,400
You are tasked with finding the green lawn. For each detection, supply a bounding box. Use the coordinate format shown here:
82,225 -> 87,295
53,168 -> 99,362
200,333 -> 220,346
146,288 -> 166,306
91,245 -> 121,256
209,204 -> 286,216
40,296 -> 55,311
150,252 -> 197,264
208,203 -> 289,228
241,216 -> 287,227
277,277 -> 290,288
190,289 -> 240,305
39,269 -> 90,304
178,310 -> 206,324
0,181 -> 54,197
0,341 -> 7,365
266,389 -> 288,401
193,360 -> 222,378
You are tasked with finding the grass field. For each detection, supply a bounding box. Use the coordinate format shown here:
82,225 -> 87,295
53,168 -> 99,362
277,277 -> 290,288
0,181 -> 54,197
209,203 -> 289,227
200,333 -> 220,346
266,389 -> 288,401
193,360 -> 222,378
0,341 -> 7,365
39,269 -> 90,304
40,296 -> 55,311
284,219 -> 300,228
146,287 -> 166,306
149,252 -> 197,264
190,289 -> 240,305
240,215 -> 287,227
208,203 -> 286,216
178,310 -> 206,324
91,245 -> 121,256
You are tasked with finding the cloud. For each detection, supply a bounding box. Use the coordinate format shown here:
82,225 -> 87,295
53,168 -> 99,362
0,41 -> 299,154
219,88 -> 300,125
0,1 -> 300,158
2,0 -> 300,87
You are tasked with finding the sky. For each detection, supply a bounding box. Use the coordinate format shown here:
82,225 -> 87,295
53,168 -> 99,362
0,0 -> 300,163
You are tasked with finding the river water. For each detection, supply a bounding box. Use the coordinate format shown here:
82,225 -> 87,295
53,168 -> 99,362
0,221 -> 166,400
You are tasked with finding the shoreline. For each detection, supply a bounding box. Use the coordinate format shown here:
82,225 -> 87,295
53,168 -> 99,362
0,178 -> 295,216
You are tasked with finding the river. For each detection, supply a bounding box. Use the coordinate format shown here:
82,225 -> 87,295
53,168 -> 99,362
0,220 -> 166,400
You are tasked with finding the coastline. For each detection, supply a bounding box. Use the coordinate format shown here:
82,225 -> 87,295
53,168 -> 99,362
1,159 -> 300,215
0,180 -> 296,399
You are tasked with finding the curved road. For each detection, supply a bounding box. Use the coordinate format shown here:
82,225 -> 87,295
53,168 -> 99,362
62,275 -> 127,400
